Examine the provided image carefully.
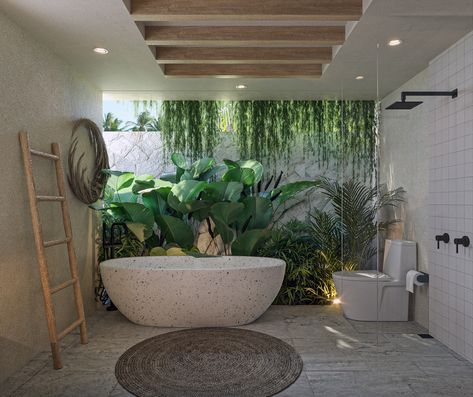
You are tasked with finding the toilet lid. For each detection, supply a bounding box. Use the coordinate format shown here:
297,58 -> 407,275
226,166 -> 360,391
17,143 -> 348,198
333,270 -> 392,282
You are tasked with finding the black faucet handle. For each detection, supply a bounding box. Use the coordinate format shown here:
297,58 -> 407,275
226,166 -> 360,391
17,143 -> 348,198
435,233 -> 450,249
454,236 -> 470,253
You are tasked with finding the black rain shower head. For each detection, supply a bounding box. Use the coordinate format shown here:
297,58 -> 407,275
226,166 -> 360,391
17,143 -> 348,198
386,89 -> 458,110
385,101 -> 423,110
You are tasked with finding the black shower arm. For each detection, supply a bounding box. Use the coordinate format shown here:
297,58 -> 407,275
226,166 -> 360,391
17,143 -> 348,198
400,89 -> 458,102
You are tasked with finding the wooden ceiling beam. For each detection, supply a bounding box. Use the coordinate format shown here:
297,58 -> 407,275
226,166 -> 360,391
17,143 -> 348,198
156,47 -> 332,64
131,0 -> 362,21
164,64 -> 322,78
145,26 -> 345,47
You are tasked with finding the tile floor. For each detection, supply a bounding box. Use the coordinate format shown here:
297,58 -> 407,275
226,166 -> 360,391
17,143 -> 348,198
3,305 -> 473,397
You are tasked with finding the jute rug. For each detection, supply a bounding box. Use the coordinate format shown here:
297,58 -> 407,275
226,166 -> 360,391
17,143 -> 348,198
115,327 -> 303,397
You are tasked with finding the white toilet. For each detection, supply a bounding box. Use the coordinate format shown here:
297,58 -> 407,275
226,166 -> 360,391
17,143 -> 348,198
332,239 -> 417,321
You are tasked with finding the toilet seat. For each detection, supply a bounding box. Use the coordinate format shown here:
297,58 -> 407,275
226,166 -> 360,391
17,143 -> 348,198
333,270 -> 393,282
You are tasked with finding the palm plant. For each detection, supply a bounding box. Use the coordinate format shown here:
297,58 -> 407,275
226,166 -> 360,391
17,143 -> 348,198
308,177 -> 405,270
125,111 -> 155,131
258,220 -> 345,304
148,118 -> 160,131
103,112 -> 124,131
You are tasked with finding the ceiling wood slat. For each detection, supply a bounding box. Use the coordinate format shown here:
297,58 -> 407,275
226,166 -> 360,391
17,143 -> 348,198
131,0 -> 363,21
156,47 -> 332,64
145,26 -> 345,47
164,64 -> 322,78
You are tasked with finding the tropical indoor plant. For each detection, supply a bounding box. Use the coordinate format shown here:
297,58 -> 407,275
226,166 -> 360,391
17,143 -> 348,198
92,153 -> 319,256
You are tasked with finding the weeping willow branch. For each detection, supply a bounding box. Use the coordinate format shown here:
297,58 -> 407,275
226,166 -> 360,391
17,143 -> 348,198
159,100 -> 376,179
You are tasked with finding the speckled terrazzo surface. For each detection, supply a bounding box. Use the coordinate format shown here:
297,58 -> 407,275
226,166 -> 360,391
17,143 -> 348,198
101,256 -> 286,327
3,305 -> 473,397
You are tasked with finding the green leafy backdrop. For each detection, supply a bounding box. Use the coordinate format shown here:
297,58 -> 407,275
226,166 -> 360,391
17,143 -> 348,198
160,100 -> 376,180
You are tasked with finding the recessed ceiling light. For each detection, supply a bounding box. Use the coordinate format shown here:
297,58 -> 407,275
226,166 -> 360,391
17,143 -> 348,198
355,75 -> 364,80
93,47 -> 109,54
388,39 -> 402,47
236,84 -> 247,89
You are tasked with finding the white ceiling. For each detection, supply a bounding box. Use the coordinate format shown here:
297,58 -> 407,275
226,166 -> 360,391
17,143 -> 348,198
1,0 -> 472,100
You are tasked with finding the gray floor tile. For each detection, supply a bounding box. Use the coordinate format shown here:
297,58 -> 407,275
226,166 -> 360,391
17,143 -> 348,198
3,305 -> 473,397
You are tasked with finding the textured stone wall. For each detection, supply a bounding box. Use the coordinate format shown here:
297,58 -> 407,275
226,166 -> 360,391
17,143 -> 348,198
0,11 -> 101,383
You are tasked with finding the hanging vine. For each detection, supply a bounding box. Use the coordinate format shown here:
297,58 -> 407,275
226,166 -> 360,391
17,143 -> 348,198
159,100 -> 376,179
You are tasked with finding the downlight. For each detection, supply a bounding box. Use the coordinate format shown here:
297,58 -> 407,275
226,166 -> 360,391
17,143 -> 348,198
93,47 -> 109,54
388,39 -> 402,47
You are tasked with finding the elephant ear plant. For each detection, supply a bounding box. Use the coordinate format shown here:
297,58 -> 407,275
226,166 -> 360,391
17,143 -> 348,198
91,153 -> 319,256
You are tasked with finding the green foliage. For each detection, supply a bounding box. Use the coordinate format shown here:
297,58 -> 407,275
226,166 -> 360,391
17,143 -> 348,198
310,177 -> 405,269
258,178 -> 405,305
103,112 -> 124,131
91,153 -> 316,256
161,101 -> 220,160
159,100 -> 376,180
125,111 -> 158,131
103,110 -> 161,133
258,221 -> 346,305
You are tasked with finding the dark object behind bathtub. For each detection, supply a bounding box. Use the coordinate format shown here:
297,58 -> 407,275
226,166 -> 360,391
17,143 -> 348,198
96,222 -> 127,311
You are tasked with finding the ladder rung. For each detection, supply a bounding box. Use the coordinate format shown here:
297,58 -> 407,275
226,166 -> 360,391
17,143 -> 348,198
51,278 -> 77,294
44,237 -> 71,248
30,149 -> 60,161
58,318 -> 84,340
36,195 -> 65,202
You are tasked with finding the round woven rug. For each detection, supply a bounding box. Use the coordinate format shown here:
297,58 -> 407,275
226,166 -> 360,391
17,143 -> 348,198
115,327 -> 303,397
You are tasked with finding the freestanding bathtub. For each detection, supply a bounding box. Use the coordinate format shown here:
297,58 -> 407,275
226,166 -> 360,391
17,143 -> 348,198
100,256 -> 286,327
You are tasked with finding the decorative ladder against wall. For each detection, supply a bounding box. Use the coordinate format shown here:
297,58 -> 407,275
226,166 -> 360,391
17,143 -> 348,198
19,131 -> 88,370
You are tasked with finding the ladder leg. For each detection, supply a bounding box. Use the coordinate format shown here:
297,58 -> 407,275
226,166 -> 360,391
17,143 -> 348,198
51,143 -> 88,345
51,343 -> 62,370
19,132 -> 63,369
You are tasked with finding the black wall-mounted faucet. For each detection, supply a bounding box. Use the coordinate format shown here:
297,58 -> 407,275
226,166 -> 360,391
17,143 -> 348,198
454,236 -> 470,253
435,233 -> 450,249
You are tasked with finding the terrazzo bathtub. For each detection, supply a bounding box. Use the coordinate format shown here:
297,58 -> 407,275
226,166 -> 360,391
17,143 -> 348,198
100,256 -> 286,327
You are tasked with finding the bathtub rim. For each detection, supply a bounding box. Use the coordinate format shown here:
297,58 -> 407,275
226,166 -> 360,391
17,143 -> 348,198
100,255 -> 286,271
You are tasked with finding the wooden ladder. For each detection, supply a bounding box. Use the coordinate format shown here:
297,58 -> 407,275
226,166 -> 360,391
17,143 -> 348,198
19,131 -> 88,370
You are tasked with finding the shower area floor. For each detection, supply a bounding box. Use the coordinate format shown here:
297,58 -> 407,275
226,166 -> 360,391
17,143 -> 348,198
3,305 -> 473,397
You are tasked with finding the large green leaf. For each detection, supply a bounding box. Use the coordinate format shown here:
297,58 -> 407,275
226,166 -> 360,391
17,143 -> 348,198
237,160 -> 263,183
142,188 -> 170,219
160,173 -> 177,183
185,200 -> 213,221
126,222 -> 153,242
232,229 -> 270,256
171,153 -> 189,170
167,191 -> 187,214
112,189 -> 138,203
103,170 -> 135,191
209,202 -> 244,244
200,164 -> 226,181
117,202 -> 154,227
155,215 -> 194,248
272,181 -> 319,204
190,157 -> 216,178
222,167 -> 256,186
203,182 -> 243,203
132,179 -> 155,194
171,180 -> 207,203
135,174 -> 155,181
240,196 -> 273,230
223,159 -> 239,170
